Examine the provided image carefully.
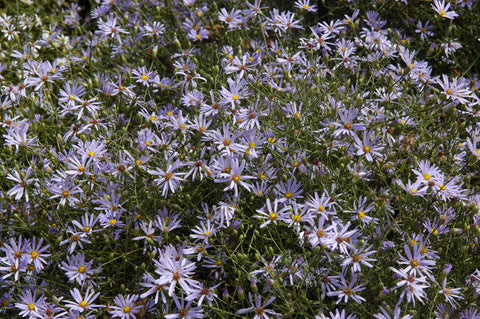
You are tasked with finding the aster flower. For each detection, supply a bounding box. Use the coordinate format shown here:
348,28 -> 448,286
412,160 -> 442,186
397,244 -> 436,278
236,293 -> 281,318
184,282 -> 220,307
332,108 -> 365,137
63,287 -> 102,313
48,176 -> 83,206
165,294 -> 204,319
440,277 -> 463,307
374,305 -> 413,319
3,122 -> 38,151
24,236 -> 50,272
294,0 -> 318,12
352,130 -> 384,162
432,0 -> 458,19
109,294 -> 142,319
396,179 -> 429,198
327,273 -> 366,304
153,254 -> 199,297
6,167 -> 37,202
139,273 -> 169,305
219,78 -> 249,109
274,176 -> 303,203
305,191 -> 336,220
190,219 -> 217,244
215,158 -> 255,197
341,245 -> 377,274
435,74 -> 473,105
254,198 -> 290,228
390,267 -> 430,306
132,66 -> 157,87
60,252 -> 100,286
97,13 -> 129,42
148,158 -> 186,197
324,221 -> 358,254
187,27 -> 209,42
14,289 -> 47,318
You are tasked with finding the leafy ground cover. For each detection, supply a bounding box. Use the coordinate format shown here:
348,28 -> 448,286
1,0 -> 480,318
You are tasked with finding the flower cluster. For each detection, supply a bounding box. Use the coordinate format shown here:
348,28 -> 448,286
1,0 -> 480,318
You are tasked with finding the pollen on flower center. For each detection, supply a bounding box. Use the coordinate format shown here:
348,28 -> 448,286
232,175 -> 241,183
30,250 -> 39,258
344,122 -> 352,130
78,265 -> 86,273
80,300 -> 88,308
164,172 -> 173,181
358,211 -> 365,218
232,95 -> 239,101
363,145 -> 371,153
352,255 -> 361,263
446,88 -> 453,95
62,190 -> 70,198
293,214 -> 302,222
269,212 -> 278,221
343,287 -> 352,295
123,306 -> 132,313
172,270 -> 181,281
440,10 -> 446,16
141,74 -> 149,81
285,192 -> 293,199
410,259 -> 419,267
255,307 -> 265,315
28,303 -> 35,310
423,173 -> 430,180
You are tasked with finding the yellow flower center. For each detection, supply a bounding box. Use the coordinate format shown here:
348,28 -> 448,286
285,192 -> 293,199
232,175 -> 240,183
423,173 -> 430,180
232,95 -> 239,101
30,251 -> 39,258
80,300 -> 88,308
123,306 -> 132,313
141,74 -> 149,81
358,211 -> 365,219
293,214 -> 302,222
109,219 -> 117,225
269,212 -> 277,221
28,303 -> 35,311
78,265 -> 86,273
